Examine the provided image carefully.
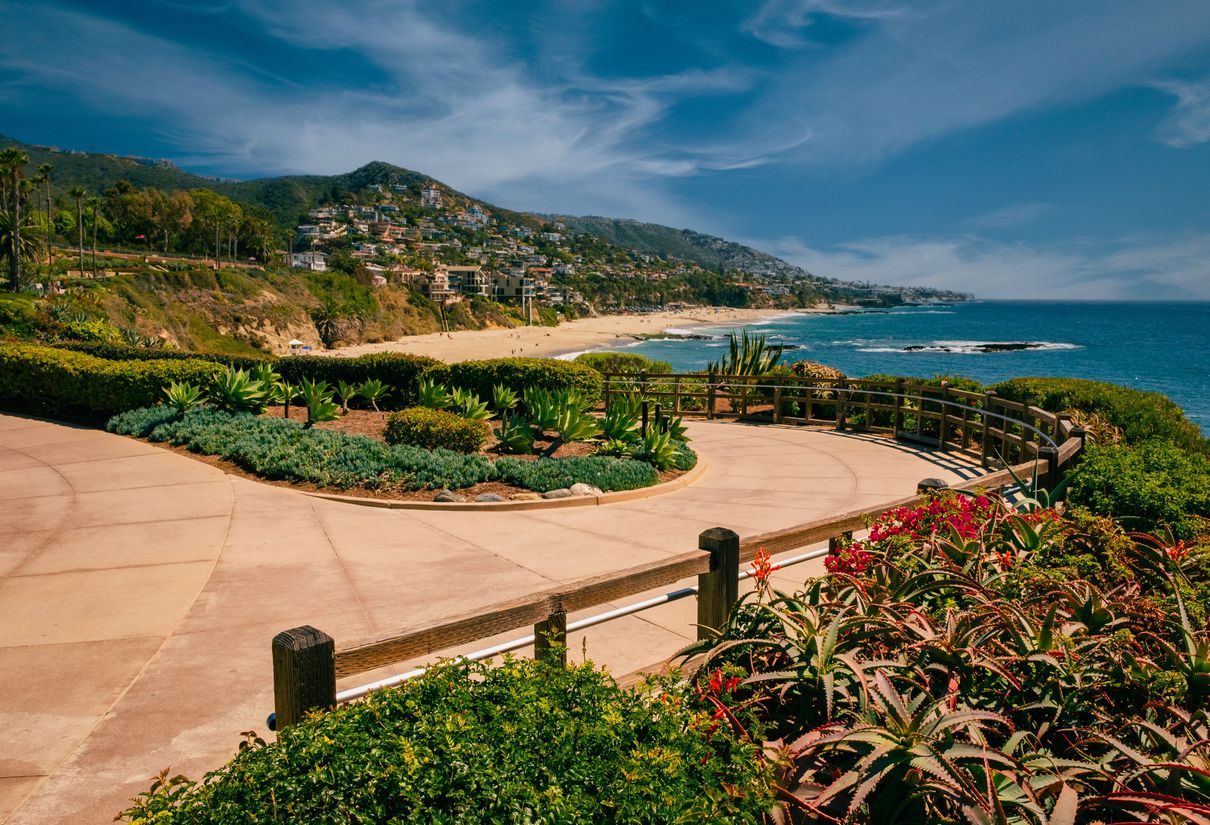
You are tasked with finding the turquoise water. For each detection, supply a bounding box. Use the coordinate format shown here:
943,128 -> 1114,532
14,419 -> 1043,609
622,301 -> 1210,434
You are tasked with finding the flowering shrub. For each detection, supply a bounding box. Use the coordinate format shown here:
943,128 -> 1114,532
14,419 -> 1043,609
685,493 -> 1210,823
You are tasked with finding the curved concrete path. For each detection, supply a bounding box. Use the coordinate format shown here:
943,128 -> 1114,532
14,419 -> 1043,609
0,413 -> 979,824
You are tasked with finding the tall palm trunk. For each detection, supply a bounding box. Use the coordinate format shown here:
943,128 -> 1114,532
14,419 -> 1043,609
8,167 -> 21,291
75,196 -> 84,274
90,209 -> 98,277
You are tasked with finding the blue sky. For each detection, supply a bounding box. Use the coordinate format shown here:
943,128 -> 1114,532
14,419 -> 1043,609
3,0 -> 1210,299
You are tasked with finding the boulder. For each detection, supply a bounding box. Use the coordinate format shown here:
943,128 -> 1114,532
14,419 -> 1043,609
474,493 -> 506,503
433,489 -> 466,503
569,483 -> 604,497
509,492 -> 543,501
542,488 -> 573,499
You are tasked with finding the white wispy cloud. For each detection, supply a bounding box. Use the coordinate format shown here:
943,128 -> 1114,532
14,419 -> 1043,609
1155,77 -> 1210,147
744,0 -> 905,48
758,232 -> 1210,300
963,203 -> 1053,231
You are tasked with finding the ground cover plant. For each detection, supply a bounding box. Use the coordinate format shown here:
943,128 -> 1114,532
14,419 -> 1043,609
119,658 -> 775,824
684,491 -> 1210,823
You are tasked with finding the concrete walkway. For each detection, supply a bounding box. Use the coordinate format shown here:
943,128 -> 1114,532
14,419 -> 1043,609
0,413 -> 979,824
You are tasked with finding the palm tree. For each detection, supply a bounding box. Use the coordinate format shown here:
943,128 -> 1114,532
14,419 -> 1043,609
37,162 -> 52,265
86,196 -> 102,277
0,147 -> 29,291
310,296 -> 354,348
68,186 -> 86,275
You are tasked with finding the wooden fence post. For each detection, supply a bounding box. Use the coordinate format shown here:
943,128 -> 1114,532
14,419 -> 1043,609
697,528 -> 739,641
835,383 -> 848,431
1069,426 -> 1087,468
641,399 -> 649,436
534,609 -> 567,667
773,381 -> 783,424
1038,445 -> 1060,491
981,391 -> 997,468
937,381 -> 950,450
673,377 -> 682,414
707,368 -> 717,420
272,625 -> 336,731
828,531 -> 853,553
893,378 -> 905,435
603,372 -> 612,411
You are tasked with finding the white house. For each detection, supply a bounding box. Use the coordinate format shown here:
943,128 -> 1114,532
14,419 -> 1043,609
289,251 -> 327,272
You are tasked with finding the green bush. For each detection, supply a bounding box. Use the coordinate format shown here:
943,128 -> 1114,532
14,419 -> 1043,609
58,319 -> 122,343
110,407 -> 496,490
1067,442 -> 1210,539
495,455 -> 657,492
384,407 -> 489,453
993,376 -> 1206,452
118,658 -> 773,825
423,358 -> 602,410
0,296 -> 40,337
0,343 -> 223,421
574,351 -> 673,374
277,352 -> 441,408
53,340 -> 269,369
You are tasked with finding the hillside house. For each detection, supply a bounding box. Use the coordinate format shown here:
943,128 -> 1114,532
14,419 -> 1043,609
289,251 -> 327,272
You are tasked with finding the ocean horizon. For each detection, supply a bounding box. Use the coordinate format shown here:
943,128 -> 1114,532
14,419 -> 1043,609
614,300 -> 1210,435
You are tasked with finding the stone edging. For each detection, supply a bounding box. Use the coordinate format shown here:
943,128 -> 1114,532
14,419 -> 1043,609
303,456 -> 709,511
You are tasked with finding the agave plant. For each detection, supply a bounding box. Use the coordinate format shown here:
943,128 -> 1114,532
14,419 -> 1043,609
492,383 -> 519,414
706,330 -> 782,377
600,400 -> 640,442
208,367 -> 269,414
493,413 -> 534,454
449,387 -> 491,421
553,405 -> 600,444
162,381 -> 204,416
357,378 -> 390,412
523,387 -> 560,432
335,380 -> 360,413
417,378 -> 451,410
298,378 -> 341,428
635,427 -> 678,471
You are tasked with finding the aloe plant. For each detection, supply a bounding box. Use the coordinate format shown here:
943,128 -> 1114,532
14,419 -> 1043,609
334,380 -> 360,413
357,378 -> 390,412
493,413 -> 535,454
162,381 -> 204,415
492,383 -> 519,413
298,378 -> 341,427
417,378 -> 452,410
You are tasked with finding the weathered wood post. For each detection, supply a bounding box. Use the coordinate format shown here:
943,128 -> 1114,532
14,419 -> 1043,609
272,626 -> 336,731
1038,445 -> 1060,491
603,372 -> 612,411
980,391 -> 998,468
893,377 -> 905,435
654,402 -> 664,433
707,368 -> 717,420
673,377 -> 682,414
1068,426 -> 1087,468
534,609 -> 568,667
697,528 -> 739,641
773,380 -> 784,424
828,531 -> 854,553
961,401 -> 972,451
937,381 -> 950,451
641,399 -> 649,436
835,382 -> 848,432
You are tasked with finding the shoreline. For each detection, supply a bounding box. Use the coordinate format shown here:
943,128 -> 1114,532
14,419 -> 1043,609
328,305 -> 855,362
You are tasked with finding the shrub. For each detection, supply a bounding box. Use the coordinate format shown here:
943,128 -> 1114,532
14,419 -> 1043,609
574,351 -> 673,374
116,406 -> 496,490
58,319 -> 122,343
0,343 -> 222,421
1067,442 -> 1210,539
118,658 -> 773,824
52,340 -> 268,370
494,455 -> 657,492
107,404 -> 185,438
423,358 -> 602,410
277,352 -> 440,408
670,439 -> 697,471
384,407 -> 489,453
992,376 -> 1206,452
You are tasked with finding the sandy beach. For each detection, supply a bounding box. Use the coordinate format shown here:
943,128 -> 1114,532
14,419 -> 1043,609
330,306 -> 801,362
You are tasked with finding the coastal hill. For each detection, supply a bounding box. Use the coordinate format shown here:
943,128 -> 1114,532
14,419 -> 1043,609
1,134 -> 966,304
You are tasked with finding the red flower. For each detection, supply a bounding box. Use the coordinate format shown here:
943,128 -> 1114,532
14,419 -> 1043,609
750,546 -> 773,583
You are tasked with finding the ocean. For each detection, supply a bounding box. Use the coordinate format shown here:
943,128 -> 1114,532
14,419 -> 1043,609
621,301 -> 1210,434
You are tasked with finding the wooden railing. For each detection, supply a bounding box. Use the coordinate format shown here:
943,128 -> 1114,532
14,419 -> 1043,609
270,408 -> 1086,729
602,372 -> 1066,470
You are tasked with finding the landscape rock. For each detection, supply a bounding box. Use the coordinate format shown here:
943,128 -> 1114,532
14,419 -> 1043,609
542,488 -> 573,499
509,492 -> 543,501
569,483 -> 604,497
474,493 -> 506,503
433,489 -> 466,503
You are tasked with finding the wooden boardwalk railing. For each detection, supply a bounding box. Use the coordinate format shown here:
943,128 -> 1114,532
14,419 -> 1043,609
270,407 -> 1085,729
601,372 -> 1066,470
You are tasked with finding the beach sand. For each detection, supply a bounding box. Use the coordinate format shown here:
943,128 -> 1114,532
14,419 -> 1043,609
329,306 -> 801,362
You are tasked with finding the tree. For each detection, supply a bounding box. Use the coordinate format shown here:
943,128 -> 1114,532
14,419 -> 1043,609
37,162 -> 52,265
86,196 -> 103,276
69,186 -> 87,274
189,189 -> 241,268
310,296 -> 354,348
0,147 -> 29,291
